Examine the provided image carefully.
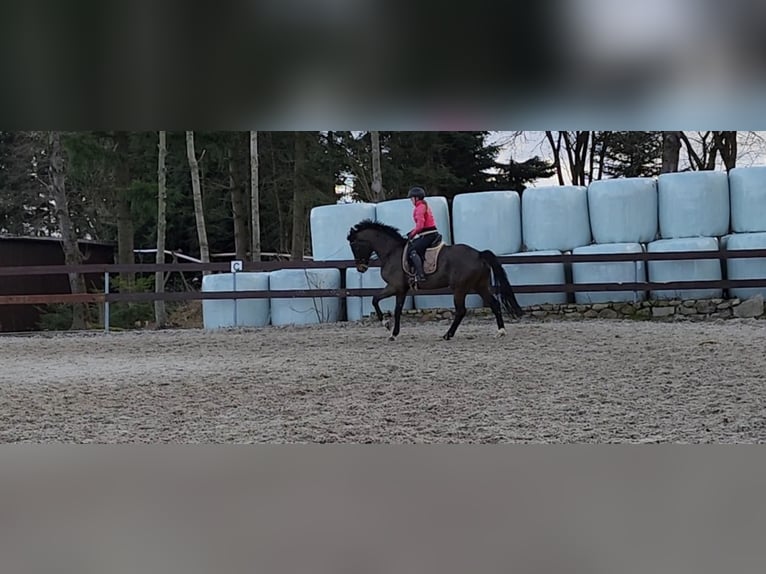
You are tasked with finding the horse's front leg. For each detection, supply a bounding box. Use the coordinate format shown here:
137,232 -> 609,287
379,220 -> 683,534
371,284 -> 398,329
389,291 -> 409,341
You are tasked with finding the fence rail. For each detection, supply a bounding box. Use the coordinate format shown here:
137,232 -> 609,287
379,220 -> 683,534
4,248 -> 766,278
3,249 -> 766,309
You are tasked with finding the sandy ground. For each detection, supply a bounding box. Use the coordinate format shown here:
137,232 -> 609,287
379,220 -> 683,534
1,316 -> 765,443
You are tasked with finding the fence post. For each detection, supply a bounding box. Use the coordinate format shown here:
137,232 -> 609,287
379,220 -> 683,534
104,271 -> 110,334
231,260 -> 243,327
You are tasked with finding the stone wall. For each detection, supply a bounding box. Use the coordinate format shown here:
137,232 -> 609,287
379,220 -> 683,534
365,294 -> 766,322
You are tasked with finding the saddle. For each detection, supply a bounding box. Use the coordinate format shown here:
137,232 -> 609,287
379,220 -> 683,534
402,233 -> 445,278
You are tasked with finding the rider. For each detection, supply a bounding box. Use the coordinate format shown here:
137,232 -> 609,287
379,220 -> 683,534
406,186 -> 439,284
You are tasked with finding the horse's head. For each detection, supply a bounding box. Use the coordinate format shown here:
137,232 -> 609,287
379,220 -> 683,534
348,219 -> 406,273
347,226 -> 374,273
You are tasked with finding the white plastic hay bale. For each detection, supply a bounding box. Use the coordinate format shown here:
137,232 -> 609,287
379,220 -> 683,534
657,171 -> 730,239
647,237 -> 722,300
414,292 -> 455,311
587,177 -> 658,244
719,233 -> 734,251
572,243 -> 646,304
345,268 -> 363,322
202,272 -> 270,329
269,268 -> 341,326
729,166 -> 766,233
725,232 -> 766,299
374,197 -> 452,244
452,190 -> 522,254
310,202 -> 376,261
502,250 -> 568,307
521,186 -> 591,252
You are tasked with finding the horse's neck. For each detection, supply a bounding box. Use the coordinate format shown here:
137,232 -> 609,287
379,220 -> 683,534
371,233 -> 403,262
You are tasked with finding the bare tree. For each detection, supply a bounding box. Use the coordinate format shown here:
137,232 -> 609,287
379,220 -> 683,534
155,131 -> 167,327
48,132 -> 87,329
561,131 -> 591,185
545,131 -> 566,185
185,131 -> 210,272
545,131 -> 595,185
250,130 -> 261,262
677,132 -> 721,171
370,131 -> 384,202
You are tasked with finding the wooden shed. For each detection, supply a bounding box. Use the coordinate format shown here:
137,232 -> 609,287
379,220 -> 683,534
0,236 -> 115,332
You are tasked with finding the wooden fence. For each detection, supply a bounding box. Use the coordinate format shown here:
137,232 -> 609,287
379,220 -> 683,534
2,249 -> 766,331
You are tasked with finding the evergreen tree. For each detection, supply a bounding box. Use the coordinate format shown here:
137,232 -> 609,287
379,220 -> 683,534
601,131 -> 662,178
492,156 -> 556,194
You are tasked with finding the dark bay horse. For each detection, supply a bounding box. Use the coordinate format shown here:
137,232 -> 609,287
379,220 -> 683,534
347,219 -> 523,340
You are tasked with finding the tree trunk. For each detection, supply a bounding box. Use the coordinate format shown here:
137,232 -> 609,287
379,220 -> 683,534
596,131 -> 610,180
155,131 -> 168,327
114,131 -> 135,289
661,131 -> 681,173
713,131 -> 737,172
185,131 -> 210,272
291,132 -> 306,261
545,131 -> 565,185
559,131 -> 588,185
229,147 -> 248,261
49,131 -> 86,330
267,134 -> 286,254
679,132 -> 707,171
370,130 -> 384,202
250,130 -> 261,262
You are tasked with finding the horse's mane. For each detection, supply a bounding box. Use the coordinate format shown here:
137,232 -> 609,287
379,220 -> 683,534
347,219 -> 406,244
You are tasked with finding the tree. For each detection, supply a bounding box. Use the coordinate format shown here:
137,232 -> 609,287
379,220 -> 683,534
492,156 -> 556,193
291,131 -> 307,260
544,131 -> 566,185
661,131 -> 682,173
114,131 -> 135,288
155,131 -> 168,327
47,132 -> 87,329
545,131 -> 597,186
340,132 -> 501,201
370,131 -> 384,202
185,131 -> 210,269
250,130 -> 261,261
601,132 -> 662,178
228,138 -> 248,261
675,131 -> 738,172
0,131 -> 55,235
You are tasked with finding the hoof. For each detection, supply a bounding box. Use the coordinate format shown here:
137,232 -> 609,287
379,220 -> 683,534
442,333 -> 452,341
496,327 -> 506,337
382,319 -> 391,330
388,335 -> 397,342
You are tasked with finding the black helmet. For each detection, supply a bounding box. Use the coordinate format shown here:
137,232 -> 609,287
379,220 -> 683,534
407,186 -> 426,199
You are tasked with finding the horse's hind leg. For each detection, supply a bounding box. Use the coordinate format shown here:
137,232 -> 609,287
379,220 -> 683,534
478,284 -> 505,336
443,289 -> 467,340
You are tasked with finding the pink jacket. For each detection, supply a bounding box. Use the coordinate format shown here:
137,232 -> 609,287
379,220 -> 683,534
408,200 -> 437,238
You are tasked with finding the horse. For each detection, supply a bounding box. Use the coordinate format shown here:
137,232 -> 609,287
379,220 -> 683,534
347,219 -> 524,341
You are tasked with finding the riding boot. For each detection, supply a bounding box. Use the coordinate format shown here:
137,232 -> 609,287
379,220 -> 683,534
409,251 -> 426,283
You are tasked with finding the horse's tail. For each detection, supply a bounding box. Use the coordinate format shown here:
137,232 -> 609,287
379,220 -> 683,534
479,250 -> 524,318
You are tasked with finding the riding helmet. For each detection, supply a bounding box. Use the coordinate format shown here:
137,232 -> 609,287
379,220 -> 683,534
407,186 -> 426,199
